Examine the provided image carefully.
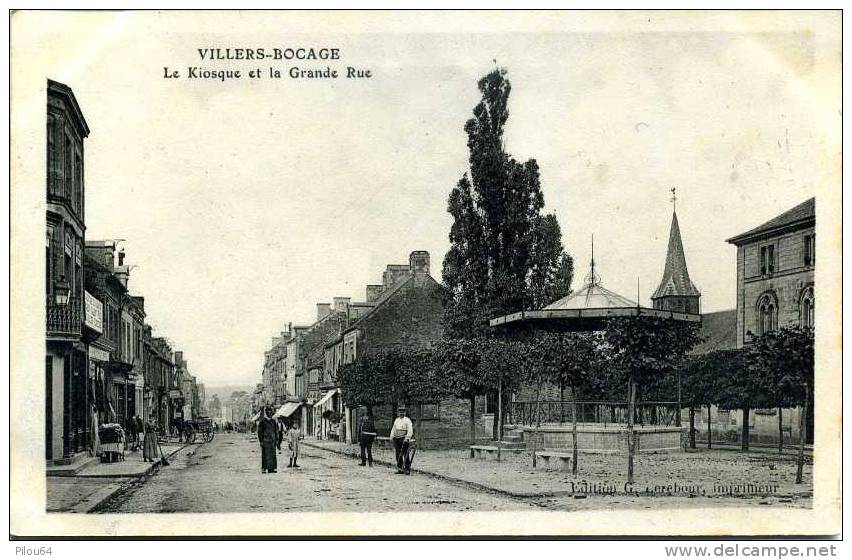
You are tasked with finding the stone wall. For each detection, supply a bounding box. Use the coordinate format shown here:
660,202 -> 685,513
735,226 -> 815,346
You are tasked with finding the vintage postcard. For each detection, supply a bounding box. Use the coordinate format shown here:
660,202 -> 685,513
9,10 -> 841,537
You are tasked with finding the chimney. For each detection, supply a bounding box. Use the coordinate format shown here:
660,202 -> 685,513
174,351 -> 183,366
382,265 -> 410,287
366,284 -> 384,303
316,303 -> 332,321
333,297 -> 350,312
409,250 -> 430,274
114,266 -> 129,288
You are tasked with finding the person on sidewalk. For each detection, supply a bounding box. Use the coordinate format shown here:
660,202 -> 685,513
287,421 -> 302,468
257,406 -> 279,473
390,406 -> 414,474
143,418 -> 159,462
90,404 -> 100,459
135,415 -> 145,452
126,414 -> 138,451
358,409 -> 377,467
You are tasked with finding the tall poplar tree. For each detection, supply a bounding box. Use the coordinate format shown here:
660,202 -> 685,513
442,67 -> 573,338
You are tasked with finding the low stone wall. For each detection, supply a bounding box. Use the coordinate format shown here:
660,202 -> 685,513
520,423 -> 684,454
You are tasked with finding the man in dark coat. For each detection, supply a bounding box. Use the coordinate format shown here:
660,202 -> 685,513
257,406 -> 279,473
358,409 -> 377,467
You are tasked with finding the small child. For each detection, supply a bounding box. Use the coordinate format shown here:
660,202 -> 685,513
287,422 -> 302,468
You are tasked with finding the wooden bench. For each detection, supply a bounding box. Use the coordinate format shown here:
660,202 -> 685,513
535,450 -> 573,471
469,445 -> 499,459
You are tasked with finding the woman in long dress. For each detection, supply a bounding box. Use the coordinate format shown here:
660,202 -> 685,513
143,419 -> 159,462
90,405 -> 100,458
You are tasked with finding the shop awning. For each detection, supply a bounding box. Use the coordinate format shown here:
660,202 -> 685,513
274,402 -> 301,418
250,411 -> 261,422
313,389 -> 339,409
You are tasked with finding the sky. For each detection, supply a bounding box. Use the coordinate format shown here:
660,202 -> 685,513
12,11 -> 840,387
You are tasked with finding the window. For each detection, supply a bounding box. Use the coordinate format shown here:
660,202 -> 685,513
419,403 -> 440,421
75,149 -> 83,214
64,135 -> 72,201
803,234 -> 815,267
760,244 -> 775,276
46,231 -> 53,296
47,115 -> 55,196
757,293 -> 778,335
800,287 -> 814,329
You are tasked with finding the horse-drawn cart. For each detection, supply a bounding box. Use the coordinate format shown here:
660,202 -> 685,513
180,417 -> 215,443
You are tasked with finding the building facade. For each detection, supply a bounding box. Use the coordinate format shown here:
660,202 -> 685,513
323,251 -> 492,446
726,197 -> 815,347
46,79 -> 90,462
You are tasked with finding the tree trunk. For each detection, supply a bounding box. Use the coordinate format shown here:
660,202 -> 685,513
706,404 -> 712,449
416,404 -> 424,451
796,384 -> 809,484
626,379 -> 636,484
689,406 -> 696,449
532,373 -> 544,468
491,391 -> 498,442
496,376 -> 503,462
571,387 -> 578,476
469,396 -> 476,459
741,406 -> 750,451
777,406 -> 784,454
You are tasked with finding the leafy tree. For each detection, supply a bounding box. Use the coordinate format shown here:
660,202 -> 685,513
604,316 -> 701,483
434,339 -> 489,456
442,67 -> 573,339
529,331 -> 600,475
679,355 -> 722,449
714,348 -> 769,451
751,326 -> 814,483
477,338 -> 527,449
337,349 -> 396,415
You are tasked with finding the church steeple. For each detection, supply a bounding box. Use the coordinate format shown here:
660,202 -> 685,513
651,189 -> 701,314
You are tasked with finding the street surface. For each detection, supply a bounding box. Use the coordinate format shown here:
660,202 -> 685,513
99,433 -> 538,512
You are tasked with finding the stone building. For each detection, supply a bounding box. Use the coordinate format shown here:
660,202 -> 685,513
324,251 -> 494,446
46,79 -> 90,463
142,327 -> 175,430
86,242 -> 145,428
726,197 -> 815,347
261,330 -> 291,406
724,197 -> 815,444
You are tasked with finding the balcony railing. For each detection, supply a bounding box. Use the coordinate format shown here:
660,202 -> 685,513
46,297 -> 82,337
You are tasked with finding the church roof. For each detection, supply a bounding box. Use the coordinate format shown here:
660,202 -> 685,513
652,211 -> 700,300
726,197 -> 815,246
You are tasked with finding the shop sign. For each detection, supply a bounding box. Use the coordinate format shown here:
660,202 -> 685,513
84,291 -> 103,334
169,389 -> 183,399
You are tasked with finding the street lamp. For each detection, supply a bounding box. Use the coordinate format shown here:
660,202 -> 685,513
54,276 -> 71,306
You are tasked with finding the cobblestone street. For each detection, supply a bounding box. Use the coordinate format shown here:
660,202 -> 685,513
94,432 -> 812,513
98,433 -> 539,512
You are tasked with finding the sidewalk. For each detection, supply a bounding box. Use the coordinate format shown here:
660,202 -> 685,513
46,442 -> 189,513
303,439 -> 813,502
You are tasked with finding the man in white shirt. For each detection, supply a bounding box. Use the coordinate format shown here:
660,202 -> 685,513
390,406 -> 414,474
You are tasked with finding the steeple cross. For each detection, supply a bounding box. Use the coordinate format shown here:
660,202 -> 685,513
670,187 -> 677,213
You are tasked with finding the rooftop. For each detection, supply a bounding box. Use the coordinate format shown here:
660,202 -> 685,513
690,309 -> 737,355
727,197 -> 815,246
